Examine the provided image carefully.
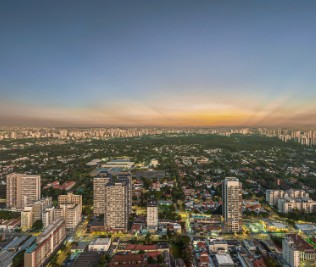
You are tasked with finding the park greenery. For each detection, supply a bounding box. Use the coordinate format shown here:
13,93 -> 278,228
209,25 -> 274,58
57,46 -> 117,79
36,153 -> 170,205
31,220 -> 44,232
12,249 -> 25,267
0,210 -> 20,220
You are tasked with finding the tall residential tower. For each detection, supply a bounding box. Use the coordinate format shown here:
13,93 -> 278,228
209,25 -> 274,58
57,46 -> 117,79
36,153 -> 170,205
222,177 -> 242,233
147,201 -> 158,233
104,181 -> 130,232
93,172 -> 111,216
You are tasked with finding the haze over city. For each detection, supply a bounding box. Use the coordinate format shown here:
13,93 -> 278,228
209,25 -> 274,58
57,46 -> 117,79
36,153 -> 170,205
1,0 -> 316,127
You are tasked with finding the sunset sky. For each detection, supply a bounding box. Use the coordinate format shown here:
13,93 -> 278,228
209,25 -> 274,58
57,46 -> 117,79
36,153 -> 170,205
1,0 -> 316,127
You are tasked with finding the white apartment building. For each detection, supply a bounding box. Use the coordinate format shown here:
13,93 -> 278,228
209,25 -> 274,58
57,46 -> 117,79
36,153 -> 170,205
278,198 -> 316,213
6,173 -> 41,210
55,193 -> 82,231
266,189 -> 309,206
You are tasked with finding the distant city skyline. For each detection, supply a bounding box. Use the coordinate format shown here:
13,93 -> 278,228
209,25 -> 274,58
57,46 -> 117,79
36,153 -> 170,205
1,1 -> 316,127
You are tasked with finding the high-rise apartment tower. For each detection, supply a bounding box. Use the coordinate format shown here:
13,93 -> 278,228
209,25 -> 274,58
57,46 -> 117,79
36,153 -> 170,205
222,177 -> 242,233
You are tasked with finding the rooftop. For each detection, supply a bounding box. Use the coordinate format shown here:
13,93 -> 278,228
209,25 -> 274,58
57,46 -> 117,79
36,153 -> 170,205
89,238 -> 111,246
215,253 -> 234,265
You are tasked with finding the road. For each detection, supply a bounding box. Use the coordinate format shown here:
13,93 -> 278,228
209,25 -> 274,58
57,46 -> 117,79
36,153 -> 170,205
47,218 -> 89,266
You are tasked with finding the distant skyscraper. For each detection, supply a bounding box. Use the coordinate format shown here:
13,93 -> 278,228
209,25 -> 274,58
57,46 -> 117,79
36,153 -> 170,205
147,201 -> 158,233
104,181 -> 130,232
222,177 -> 242,233
6,173 -> 41,210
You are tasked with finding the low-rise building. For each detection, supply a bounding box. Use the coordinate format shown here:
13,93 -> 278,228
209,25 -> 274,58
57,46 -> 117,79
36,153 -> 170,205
88,238 -> 111,252
209,240 -> 228,254
214,253 -> 234,267
108,254 -> 146,267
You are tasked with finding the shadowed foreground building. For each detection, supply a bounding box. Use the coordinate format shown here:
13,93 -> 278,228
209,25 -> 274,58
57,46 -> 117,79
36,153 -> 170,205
283,234 -> 316,267
222,177 -> 242,233
24,218 -> 66,267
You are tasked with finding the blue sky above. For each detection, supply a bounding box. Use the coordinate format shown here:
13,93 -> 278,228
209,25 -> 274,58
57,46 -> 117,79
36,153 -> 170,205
1,0 -> 316,127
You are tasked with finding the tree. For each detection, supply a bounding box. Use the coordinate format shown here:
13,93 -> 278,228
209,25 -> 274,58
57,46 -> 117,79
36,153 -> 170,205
147,256 -> 156,264
31,220 -> 43,231
145,233 -> 152,245
0,210 -> 20,220
97,254 -> 108,267
12,250 -> 25,267
157,254 -> 164,263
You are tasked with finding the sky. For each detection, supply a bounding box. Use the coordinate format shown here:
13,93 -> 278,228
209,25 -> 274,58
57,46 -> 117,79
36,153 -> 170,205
1,0 -> 316,127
